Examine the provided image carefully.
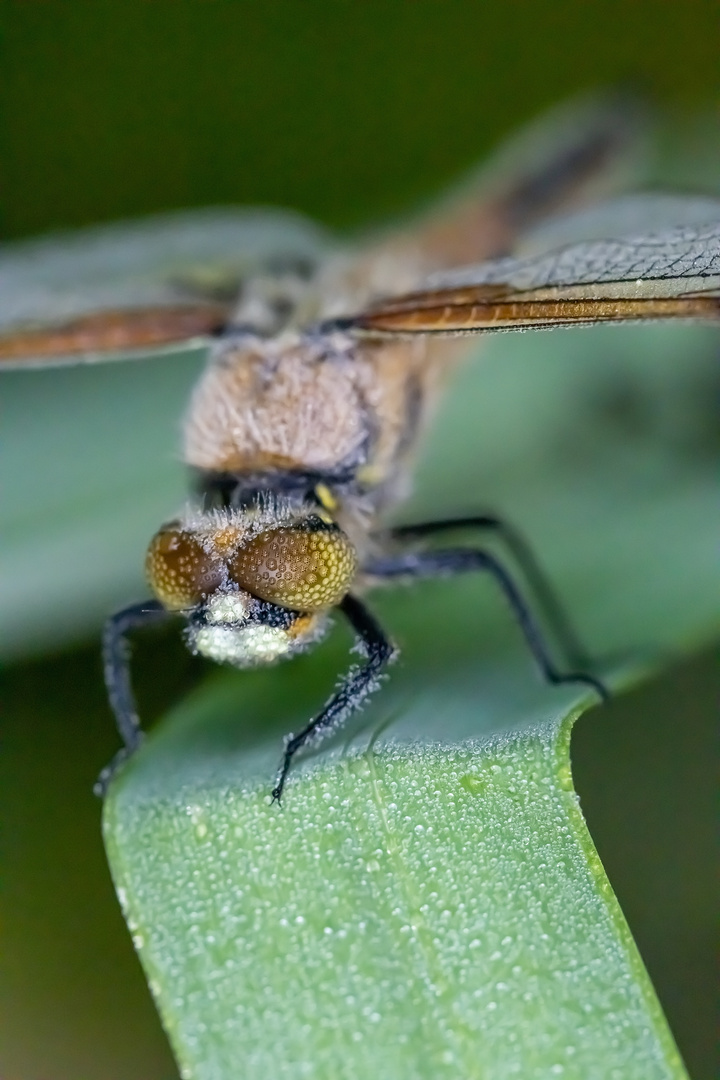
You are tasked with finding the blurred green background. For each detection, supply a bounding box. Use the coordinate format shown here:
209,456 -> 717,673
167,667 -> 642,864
1,3 -> 718,1078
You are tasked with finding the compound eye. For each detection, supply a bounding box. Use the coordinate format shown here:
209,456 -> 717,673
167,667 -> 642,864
146,525 -> 224,610
229,521 -> 357,611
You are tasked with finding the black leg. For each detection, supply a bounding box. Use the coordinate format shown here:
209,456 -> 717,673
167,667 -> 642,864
366,547 -> 609,703
387,515 -> 592,670
94,599 -> 169,797
272,594 -> 396,804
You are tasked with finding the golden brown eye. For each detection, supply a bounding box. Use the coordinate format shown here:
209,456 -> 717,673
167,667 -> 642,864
228,521 -> 357,611
145,525 -> 225,610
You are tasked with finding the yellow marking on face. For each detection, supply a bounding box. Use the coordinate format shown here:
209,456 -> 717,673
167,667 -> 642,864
355,463 -> 386,487
314,482 -> 338,511
287,612 -> 319,640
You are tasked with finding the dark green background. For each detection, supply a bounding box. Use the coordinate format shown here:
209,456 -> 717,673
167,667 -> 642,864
2,3 -> 718,1079
4,0 -> 720,239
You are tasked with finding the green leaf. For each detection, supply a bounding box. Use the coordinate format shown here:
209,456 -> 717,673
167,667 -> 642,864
104,686 -> 682,1079
2,352 -> 203,658
100,321 -> 718,1079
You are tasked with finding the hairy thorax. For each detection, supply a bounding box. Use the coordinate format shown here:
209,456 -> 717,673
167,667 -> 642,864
182,330 -> 462,516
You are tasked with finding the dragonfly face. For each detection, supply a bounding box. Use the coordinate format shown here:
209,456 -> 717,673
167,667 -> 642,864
2,92 -> 718,800
146,509 -> 357,666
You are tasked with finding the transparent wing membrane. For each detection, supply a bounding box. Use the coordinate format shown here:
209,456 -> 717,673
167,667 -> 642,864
516,192 -> 720,255
2,106 -> 718,363
0,207 -> 330,368
349,213 -> 720,334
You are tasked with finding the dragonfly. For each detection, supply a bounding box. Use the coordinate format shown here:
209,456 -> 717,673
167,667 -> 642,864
2,94 -> 718,801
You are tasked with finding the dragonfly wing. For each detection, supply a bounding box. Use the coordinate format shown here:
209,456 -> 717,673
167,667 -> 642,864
0,206 -> 332,369
317,92 -> 651,320
347,214 -> 720,334
517,192 -> 720,255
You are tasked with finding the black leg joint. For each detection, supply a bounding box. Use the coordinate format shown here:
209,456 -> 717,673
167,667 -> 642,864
387,514 -> 592,671
366,547 -> 609,705
95,599 -> 169,797
271,594 -> 395,804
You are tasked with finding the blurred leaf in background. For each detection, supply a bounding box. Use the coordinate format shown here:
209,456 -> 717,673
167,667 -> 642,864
1,2 -> 718,1078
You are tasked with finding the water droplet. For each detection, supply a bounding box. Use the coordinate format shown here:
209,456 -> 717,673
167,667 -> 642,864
459,774 -> 484,795
348,758 -> 372,778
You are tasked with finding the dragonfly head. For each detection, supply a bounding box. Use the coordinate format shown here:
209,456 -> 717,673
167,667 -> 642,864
144,511 -> 358,666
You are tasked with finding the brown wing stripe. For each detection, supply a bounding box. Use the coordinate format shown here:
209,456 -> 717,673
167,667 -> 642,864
362,283 -> 514,314
0,303 -> 229,361
354,295 -> 720,333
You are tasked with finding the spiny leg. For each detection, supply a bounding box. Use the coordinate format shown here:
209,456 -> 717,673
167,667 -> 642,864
272,594 -> 396,804
95,599 -> 169,797
366,548 -> 609,702
388,515 -> 593,670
